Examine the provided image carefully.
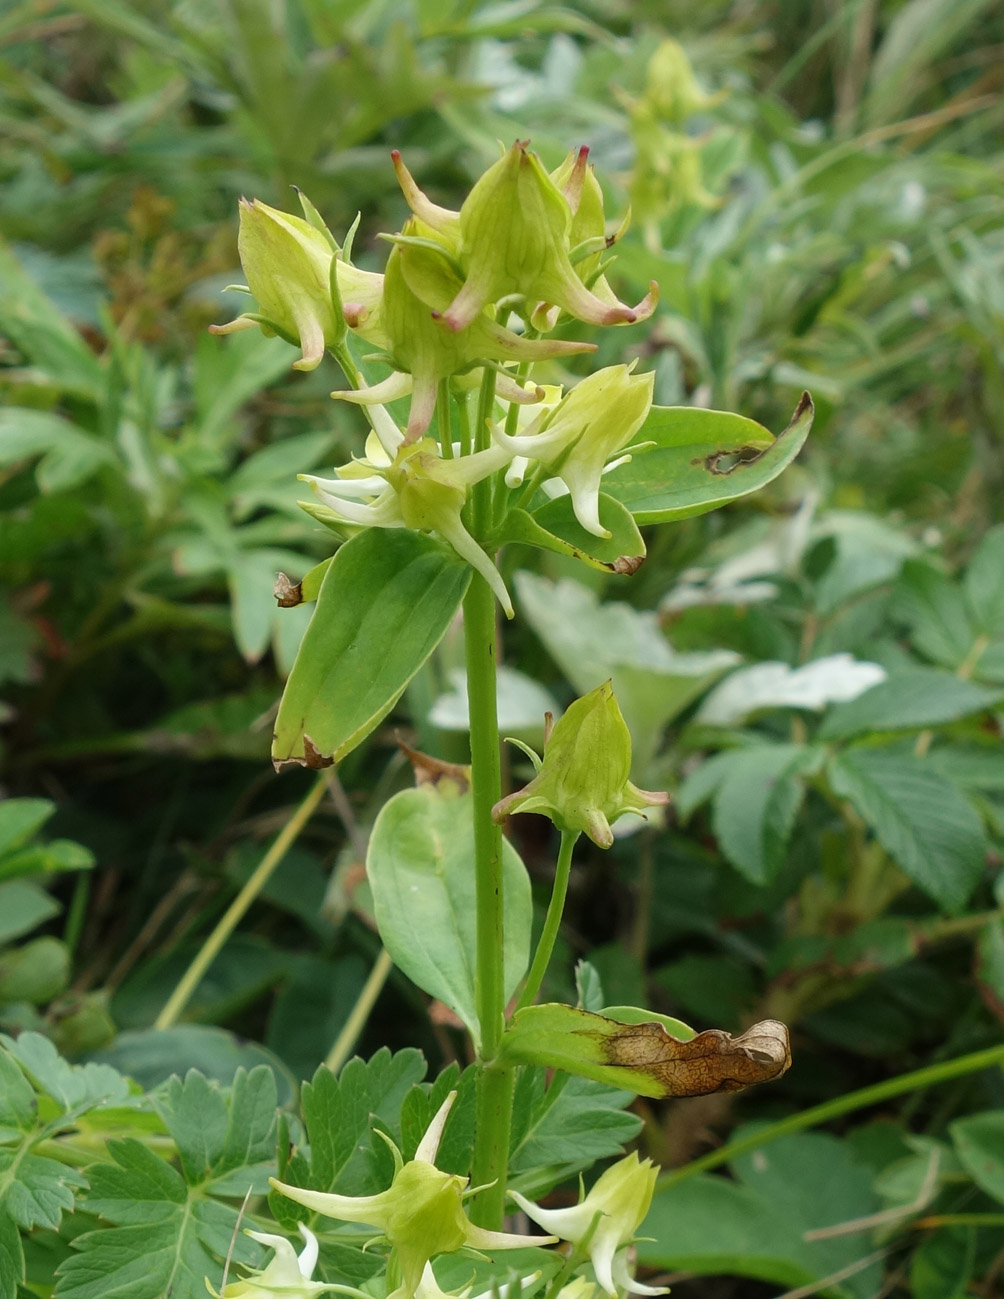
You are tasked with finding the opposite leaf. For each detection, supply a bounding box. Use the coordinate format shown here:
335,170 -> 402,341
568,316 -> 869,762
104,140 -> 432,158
367,786 -> 532,1050
497,1005 -> 790,1099
273,530 -> 470,769
603,393 -> 812,524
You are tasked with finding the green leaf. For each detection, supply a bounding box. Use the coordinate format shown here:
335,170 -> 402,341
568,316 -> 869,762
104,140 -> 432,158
367,786 -> 531,1048
0,801 -> 54,859
55,1140 -> 260,1299
508,1073 -> 641,1195
641,1131 -> 881,1297
2,1033 -> 128,1112
273,529 -> 471,768
493,493 -> 645,573
965,525 -> 1004,636
0,937 -> 69,1004
950,1111 -> 1004,1205
709,744 -> 814,885
270,1049 -> 427,1226
0,242 -> 103,400
819,669 -> 1003,740
56,1068 -> 278,1299
976,918 -> 1004,1011
893,561 -> 976,669
0,410 -> 115,493
829,749 -> 987,913
0,840 -> 94,884
910,1227 -> 976,1299
603,394 -> 812,525
0,882 -> 60,946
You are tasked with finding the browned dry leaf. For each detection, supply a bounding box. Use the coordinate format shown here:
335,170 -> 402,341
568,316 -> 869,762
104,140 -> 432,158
396,735 -> 471,791
274,571 -> 303,607
603,1018 -> 791,1096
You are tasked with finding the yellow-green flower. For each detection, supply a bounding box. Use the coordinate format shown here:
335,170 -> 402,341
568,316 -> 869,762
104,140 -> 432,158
509,1154 -> 665,1298
270,1095 -> 550,1299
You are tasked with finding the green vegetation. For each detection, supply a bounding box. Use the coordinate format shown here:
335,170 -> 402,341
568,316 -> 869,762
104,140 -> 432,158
2,3 -> 1003,1297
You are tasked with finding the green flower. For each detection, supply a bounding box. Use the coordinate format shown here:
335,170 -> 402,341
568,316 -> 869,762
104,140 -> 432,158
300,436 -> 515,615
270,1095 -> 550,1299
210,197 -> 343,371
492,365 -> 654,539
509,1154 -> 666,1297
492,683 -> 668,848
207,1224 -> 347,1298
395,142 -> 656,333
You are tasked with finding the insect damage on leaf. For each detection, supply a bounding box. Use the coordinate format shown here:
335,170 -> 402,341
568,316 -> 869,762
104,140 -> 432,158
498,1003 -> 791,1098
700,392 -> 813,476
272,734 -> 334,771
601,1018 -> 791,1095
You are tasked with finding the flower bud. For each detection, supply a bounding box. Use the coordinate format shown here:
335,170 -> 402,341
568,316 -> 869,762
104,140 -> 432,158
509,1152 -> 666,1297
645,39 -> 725,123
429,141 -> 656,333
492,682 -> 668,847
210,197 -> 343,370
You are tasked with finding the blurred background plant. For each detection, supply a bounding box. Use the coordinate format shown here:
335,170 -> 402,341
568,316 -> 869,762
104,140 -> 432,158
2,1 -> 1004,1295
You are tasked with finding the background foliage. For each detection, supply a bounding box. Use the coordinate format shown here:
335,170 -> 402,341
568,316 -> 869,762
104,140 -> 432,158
2,1 -> 1004,1295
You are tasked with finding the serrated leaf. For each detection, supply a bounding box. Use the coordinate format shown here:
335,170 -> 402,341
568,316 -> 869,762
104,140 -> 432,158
829,749 -> 987,913
273,529 -> 471,768
965,526 -> 1004,635
893,561 -> 976,669
709,744 -> 814,884
55,1140 -> 260,1299
270,1049 -> 427,1228
508,1073 -> 641,1191
819,669 -> 1003,740
603,395 -> 812,524
150,1066 -> 277,1186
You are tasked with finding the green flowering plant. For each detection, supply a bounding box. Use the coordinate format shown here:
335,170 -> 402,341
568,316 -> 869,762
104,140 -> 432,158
198,138 -> 809,1299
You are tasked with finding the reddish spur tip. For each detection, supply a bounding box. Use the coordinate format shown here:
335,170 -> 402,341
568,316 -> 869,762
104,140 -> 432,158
578,145 -> 590,161
390,149 -> 401,161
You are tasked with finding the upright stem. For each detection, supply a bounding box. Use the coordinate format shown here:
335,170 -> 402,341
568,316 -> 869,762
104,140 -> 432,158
465,566 -> 513,1227
465,368 -> 513,1228
516,830 -> 577,1013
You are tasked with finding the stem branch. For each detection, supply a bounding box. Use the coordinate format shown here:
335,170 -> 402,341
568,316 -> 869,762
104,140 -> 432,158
516,830 -> 578,1013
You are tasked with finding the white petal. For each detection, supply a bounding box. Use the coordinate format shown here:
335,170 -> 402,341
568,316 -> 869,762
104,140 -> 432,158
415,1091 -> 457,1164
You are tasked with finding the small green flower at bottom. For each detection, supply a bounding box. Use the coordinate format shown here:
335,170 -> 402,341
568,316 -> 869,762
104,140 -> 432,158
269,1095 -> 552,1299
508,1154 -> 666,1298
207,1224 -> 349,1298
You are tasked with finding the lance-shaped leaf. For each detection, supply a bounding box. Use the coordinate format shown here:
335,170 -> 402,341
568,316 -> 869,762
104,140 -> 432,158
603,393 -> 813,524
496,1005 -> 790,1099
272,530 -> 470,769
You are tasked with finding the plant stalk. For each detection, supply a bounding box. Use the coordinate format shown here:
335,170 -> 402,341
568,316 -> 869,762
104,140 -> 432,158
155,775 -> 328,1030
516,830 -> 578,1013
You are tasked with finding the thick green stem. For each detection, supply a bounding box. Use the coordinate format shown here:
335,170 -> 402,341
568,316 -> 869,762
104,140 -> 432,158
464,565 -> 512,1226
516,830 -> 578,1014
656,1041 -> 1004,1191
465,365 -> 512,1226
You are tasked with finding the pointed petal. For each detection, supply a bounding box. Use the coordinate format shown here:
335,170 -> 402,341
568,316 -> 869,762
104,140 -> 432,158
292,310 -> 326,371
331,371 -> 412,406
464,1223 -> 557,1251
507,1190 -> 596,1242
297,1224 -> 319,1277
435,513 -> 514,618
208,315 -> 258,336
611,1250 -> 669,1296
391,150 -> 460,234
269,1178 -> 392,1228
367,403 -> 405,458
414,1090 -> 457,1164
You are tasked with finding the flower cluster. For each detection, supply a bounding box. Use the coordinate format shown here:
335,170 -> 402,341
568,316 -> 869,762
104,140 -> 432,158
212,142 -> 659,613
219,1096 -> 661,1299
